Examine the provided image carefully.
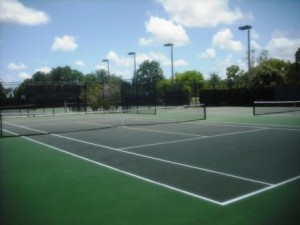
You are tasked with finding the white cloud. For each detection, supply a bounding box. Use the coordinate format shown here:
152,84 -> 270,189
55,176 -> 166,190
0,0 -> 49,25
95,64 -> 106,70
107,51 -> 132,67
266,36 -> 300,61
156,0 -> 244,28
173,60 -> 188,67
75,60 -> 86,66
97,50 -> 188,76
251,40 -> 262,51
139,16 -> 189,46
35,66 -> 51,74
212,28 -> 243,51
149,51 -> 168,63
51,35 -> 78,52
8,62 -> 27,70
19,72 -> 31,79
136,53 -> 152,64
138,51 -> 188,67
199,48 -> 216,58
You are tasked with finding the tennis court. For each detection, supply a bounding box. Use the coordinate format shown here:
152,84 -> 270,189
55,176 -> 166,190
1,106 -> 300,224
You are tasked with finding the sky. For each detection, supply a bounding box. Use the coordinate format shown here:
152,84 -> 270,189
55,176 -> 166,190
1,0 -> 300,83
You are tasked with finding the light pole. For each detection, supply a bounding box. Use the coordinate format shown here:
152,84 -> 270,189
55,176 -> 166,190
239,25 -> 252,72
164,43 -> 174,81
128,52 -> 138,104
101,59 -> 109,110
128,52 -> 136,77
102,59 -> 110,76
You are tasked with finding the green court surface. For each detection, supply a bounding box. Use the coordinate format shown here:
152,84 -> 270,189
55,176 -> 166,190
1,107 -> 299,225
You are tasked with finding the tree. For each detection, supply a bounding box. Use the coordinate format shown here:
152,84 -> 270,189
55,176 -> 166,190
226,65 -> 242,89
257,50 -> 269,64
296,48 -> 300,63
131,60 -> 164,104
31,71 -> 50,82
250,58 -> 292,87
208,73 -> 222,90
50,66 -> 84,83
82,70 -> 121,110
286,63 -> 300,84
0,82 -> 6,98
175,70 -> 204,83
287,47 -> 300,83
174,70 -> 204,104
133,60 -> 164,89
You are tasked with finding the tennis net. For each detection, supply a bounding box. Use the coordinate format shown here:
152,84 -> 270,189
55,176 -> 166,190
253,100 -> 300,115
0,104 -> 206,137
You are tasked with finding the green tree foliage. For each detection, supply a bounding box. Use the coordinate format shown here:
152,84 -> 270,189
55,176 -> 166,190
0,82 -> 6,98
82,69 -> 121,110
175,70 -> 204,84
133,60 -> 164,89
250,58 -> 291,87
31,71 -> 50,82
174,70 -> 204,104
286,63 -> 300,84
50,66 -> 84,83
208,73 -> 222,89
226,65 -> 242,89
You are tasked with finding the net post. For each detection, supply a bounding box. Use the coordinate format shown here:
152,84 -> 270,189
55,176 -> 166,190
204,104 -> 207,120
253,101 -> 256,116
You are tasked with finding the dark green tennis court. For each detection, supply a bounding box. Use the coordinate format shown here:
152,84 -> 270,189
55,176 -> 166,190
1,107 -> 300,224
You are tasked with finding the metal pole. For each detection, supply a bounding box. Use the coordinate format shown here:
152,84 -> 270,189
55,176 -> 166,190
247,28 -> 251,71
164,43 -> 174,82
239,25 -> 252,72
171,45 -> 174,82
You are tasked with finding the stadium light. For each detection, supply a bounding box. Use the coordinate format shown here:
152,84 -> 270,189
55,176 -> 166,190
102,59 -> 110,76
239,25 -> 252,72
128,52 -> 136,78
164,43 -> 174,82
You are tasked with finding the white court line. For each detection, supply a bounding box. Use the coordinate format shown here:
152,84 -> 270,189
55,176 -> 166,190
193,120 -> 300,131
78,121 -> 113,127
186,121 -> 267,129
4,123 -> 272,186
122,126 -> 203,137
121,127 -> 268,150
221,175 -> 300,206
3,128 -> 222,206
3,127 -> 297,206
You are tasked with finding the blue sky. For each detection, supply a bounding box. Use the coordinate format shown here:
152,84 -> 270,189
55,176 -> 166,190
1,0 -> 300,83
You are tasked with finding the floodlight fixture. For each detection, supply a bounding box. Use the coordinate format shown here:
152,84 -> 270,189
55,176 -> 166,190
238,25 -> 252,31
